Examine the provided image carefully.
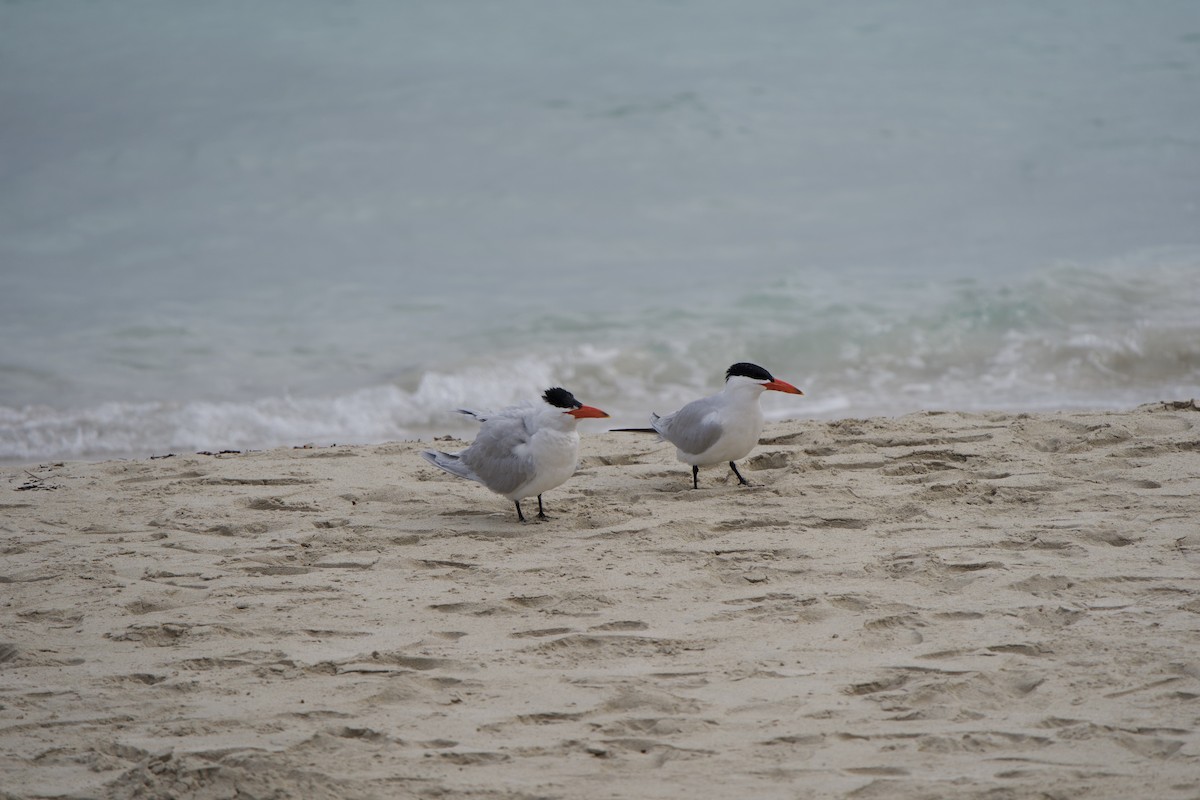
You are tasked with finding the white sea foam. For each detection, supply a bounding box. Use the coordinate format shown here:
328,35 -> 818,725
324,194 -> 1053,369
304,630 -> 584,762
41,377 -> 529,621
4,260 -> 1198,464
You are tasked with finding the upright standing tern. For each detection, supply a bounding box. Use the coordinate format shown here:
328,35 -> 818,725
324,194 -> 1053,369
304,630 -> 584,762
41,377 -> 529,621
421,387 -> 609,522
628,362 -> 803,489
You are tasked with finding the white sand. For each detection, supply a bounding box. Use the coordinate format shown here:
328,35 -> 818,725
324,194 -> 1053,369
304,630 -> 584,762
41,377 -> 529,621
2,403 -> 1199,799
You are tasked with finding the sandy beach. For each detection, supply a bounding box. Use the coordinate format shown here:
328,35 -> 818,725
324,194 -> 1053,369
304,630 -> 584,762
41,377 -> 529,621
2,402 -> 1199,799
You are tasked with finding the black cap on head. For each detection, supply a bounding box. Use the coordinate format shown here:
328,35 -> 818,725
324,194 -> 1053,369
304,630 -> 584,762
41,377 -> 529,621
725,362 -> 774,383
542,387 -> 582,409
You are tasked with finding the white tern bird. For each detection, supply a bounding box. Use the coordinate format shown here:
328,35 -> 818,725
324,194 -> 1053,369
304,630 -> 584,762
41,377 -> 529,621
616,362 -> 803,488
421,387 -> 609,521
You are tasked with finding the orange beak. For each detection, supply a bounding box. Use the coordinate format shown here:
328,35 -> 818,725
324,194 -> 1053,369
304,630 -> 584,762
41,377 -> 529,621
764,379 -> 803,395
568,405 -> 610,419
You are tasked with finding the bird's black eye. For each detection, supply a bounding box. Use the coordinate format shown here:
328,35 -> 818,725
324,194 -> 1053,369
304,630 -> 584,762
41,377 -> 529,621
542,387 -> 582,409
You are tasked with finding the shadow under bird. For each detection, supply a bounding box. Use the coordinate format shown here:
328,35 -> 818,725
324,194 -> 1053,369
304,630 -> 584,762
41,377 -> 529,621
614,362 -> 803,488
421,387 -> 609,522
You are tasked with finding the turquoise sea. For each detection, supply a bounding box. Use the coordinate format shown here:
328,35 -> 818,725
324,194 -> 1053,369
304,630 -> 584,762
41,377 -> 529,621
2,1 -> 1198,462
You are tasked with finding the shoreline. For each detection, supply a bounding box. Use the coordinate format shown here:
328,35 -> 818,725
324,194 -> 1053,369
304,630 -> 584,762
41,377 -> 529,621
6,398 -> 1193,471
2,404 -> 1199,798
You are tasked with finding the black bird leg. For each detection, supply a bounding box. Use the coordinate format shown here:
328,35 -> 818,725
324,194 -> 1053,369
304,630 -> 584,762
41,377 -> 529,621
536,494 -> 549,520
692,465 -> 700,489
729,461 -> 750,486
514,500 -> 526,522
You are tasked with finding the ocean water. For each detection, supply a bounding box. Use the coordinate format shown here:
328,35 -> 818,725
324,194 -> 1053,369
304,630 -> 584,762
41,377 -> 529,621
2,0 -> 1199,463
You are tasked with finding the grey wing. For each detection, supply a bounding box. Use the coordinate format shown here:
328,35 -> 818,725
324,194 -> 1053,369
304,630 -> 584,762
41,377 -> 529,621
421,449 -> 478,482
652,396 -> 723,456
458,412 -> 536,495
